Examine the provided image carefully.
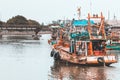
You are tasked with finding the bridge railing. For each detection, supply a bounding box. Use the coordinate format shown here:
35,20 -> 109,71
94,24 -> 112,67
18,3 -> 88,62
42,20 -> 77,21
0,25 -> 40,31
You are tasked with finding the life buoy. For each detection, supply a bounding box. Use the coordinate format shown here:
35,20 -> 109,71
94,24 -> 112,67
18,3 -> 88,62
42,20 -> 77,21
48,40 -> 51,44
54,52 -> 60,60
97,57 -> 104,64
50,50 -> 54,57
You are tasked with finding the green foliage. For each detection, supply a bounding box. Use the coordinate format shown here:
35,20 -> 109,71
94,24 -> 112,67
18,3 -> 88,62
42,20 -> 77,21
0,21 -> 4,25
28,19 -> 40,26
6,15 -> 42,28
28,19 -> 42,33
7,15 -> 28,25
1,15 -> 44,33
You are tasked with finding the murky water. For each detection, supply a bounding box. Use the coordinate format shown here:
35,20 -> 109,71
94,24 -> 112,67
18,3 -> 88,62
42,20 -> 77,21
0,34 -> 120,80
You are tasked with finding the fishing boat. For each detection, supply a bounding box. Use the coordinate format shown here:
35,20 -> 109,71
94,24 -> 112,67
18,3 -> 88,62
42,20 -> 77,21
106,41 -> 120,50
106,32 -> 120,50
50,13 -> 118,66
48,25 -> 61,45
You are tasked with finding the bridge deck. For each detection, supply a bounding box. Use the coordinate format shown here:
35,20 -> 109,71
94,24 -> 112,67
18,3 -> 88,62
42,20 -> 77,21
0,25 -> 41,35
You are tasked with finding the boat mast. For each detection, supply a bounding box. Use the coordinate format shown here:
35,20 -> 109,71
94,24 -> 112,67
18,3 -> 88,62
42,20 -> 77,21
72,7 -> 81,55
108,10 -> 110,21
77,7 -> 81,20
90,0 -> 92,14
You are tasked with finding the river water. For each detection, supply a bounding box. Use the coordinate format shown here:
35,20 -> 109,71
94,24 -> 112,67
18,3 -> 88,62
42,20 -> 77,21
0,34 -> 120,80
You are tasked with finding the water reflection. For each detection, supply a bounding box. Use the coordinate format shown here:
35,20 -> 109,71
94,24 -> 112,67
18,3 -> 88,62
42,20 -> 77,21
0,34 -> 53,80
0,34 -> 119,80
50,61 -> 106,80
49,49 -> 120,80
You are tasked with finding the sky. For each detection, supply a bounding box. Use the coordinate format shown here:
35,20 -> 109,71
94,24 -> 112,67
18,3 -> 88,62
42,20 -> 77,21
0,0 -> 120,24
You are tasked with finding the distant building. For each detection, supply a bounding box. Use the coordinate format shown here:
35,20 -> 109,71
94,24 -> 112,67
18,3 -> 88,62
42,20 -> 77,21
52,19 -> 72,27
106,20 -> 120,40
107,20 -> 120,26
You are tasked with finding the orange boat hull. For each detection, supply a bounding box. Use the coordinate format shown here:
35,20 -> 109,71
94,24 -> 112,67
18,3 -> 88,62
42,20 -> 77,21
51,47 -> 117,66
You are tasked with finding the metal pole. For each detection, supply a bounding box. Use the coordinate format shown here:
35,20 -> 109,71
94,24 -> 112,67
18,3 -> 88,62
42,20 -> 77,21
85,41 -> 88,56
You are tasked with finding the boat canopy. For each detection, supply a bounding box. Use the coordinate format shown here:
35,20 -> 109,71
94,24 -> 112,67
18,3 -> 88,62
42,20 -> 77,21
72,19 -> 94,27
70,31 -> 89,39
50,25 -> 61,28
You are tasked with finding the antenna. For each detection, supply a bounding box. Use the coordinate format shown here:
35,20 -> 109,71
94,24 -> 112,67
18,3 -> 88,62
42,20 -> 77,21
90,0 -> 92,14
77,7 -> 81,20
114,13 -> 116,20
108,10 -> 110,21
113,13 -> 118,25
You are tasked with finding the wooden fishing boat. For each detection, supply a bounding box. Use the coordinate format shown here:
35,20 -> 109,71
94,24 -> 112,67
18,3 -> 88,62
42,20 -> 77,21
105,26 -> 120,50
106,34 -> 120,50
48,25 -> 61,45
106,43 -> 120,50
50,13 -> 118,66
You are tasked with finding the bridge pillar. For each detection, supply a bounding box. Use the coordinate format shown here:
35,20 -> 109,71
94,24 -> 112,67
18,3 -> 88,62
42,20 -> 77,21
32,32 -> 39,40
33,28 -> 40,40
0,35 -> 2,38
0,31 -> 2,38
33,35 -> 39,40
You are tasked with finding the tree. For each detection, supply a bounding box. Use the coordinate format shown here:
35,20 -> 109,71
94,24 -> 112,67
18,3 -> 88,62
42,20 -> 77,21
28,19 -> 42,34
6,15 -> 42,34
0,21 -> 5,27
28,19 -> 40,26
7,15 -> 28,25
0,21 -> 3,25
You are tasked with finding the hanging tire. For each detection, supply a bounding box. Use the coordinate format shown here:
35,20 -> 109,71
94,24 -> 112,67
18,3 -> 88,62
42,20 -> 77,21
97,57 -> 104,64
106,64 -> 110,66
50,50 -> 55,57
54,52 -> 60,61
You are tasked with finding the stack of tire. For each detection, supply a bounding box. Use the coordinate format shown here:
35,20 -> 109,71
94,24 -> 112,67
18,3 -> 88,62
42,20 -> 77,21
50,50 -> 60,61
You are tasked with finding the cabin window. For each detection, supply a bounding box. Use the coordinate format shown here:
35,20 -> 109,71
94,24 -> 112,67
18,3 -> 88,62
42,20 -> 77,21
92,41 -> 105,51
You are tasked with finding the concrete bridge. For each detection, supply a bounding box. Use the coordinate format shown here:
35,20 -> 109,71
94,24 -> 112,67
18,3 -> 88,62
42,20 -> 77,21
0,25 -> 41,39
